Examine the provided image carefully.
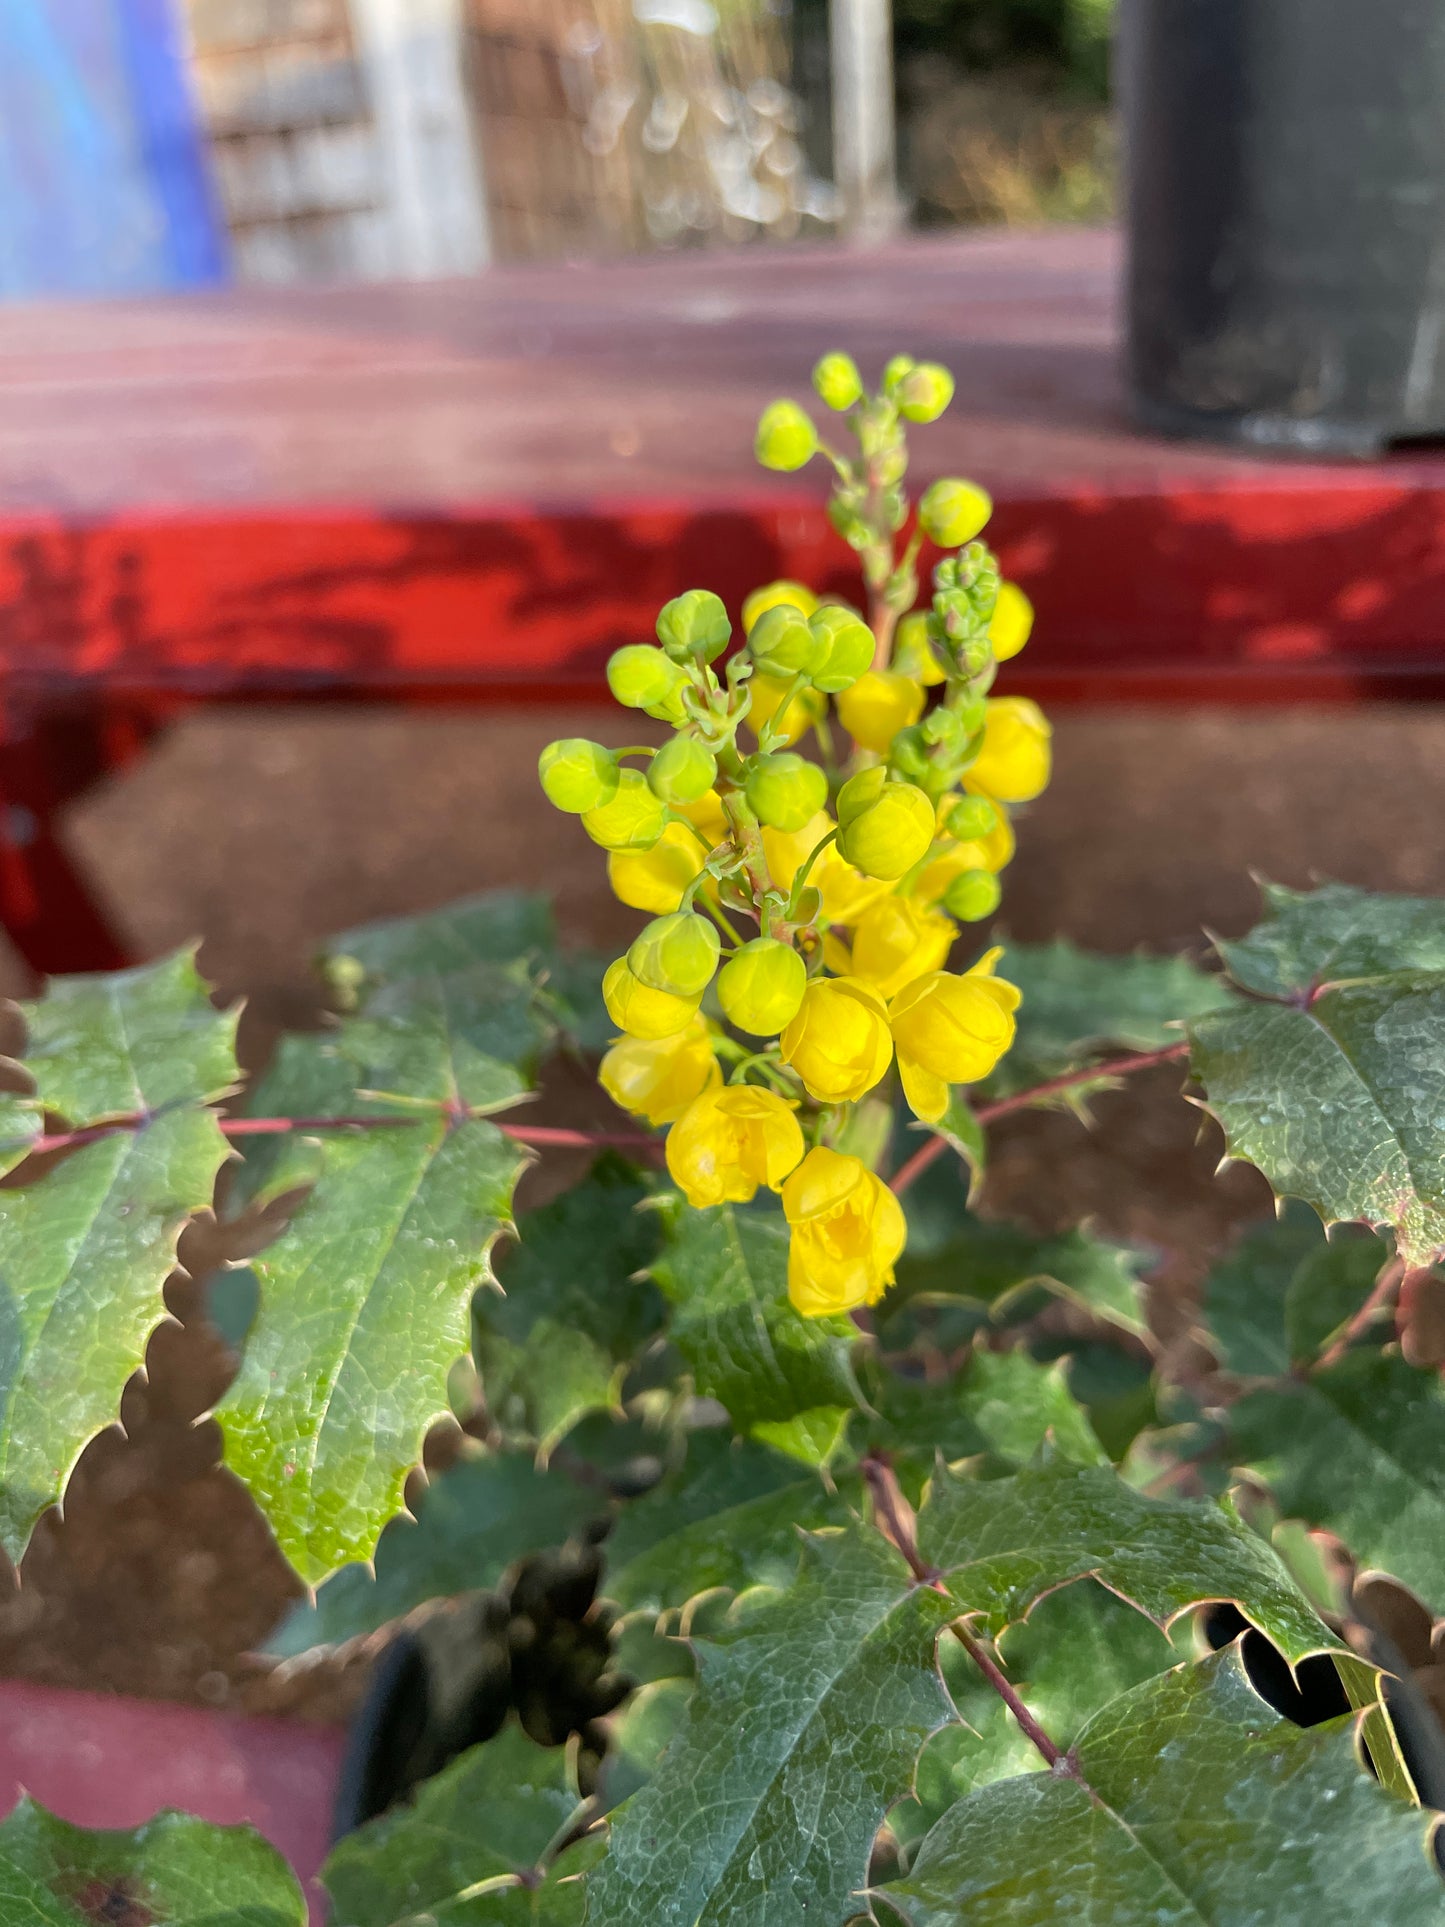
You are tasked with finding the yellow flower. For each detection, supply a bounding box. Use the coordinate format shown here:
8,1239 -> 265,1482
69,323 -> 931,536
968,697 -> 1052,803
761,811 -> 835,895
779,976 -> 894,1103
813,845 -> 893,927
665,1084 -> 804,1208
602,958 -> 701,1040
850,895 -> 958,1000
608,789 -> 727,913
743,580 -> 819,633
835,671 -> 925,755
989,581 -> 1034,662
888,948 -> 1022,1121
782,1147 -> 907,1316
599,1018 -> 721,1126
748,674 -> 826,748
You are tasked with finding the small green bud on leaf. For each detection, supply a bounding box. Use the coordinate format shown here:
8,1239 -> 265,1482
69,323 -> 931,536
647,734 -> 718,804
755,400 -> 818,472
919,477 -> 993,549
717,936 -> 807,1035
745,752 -> 829,832
808,605 -> 876,692
628,911 -> 721,997
943,867 -> 1002,921
896,361 -> 956,423
608,644 -> 687,713
538,738 -> 620,814
812,352 -> 863,411
836,779 -> 935,879
581,768 -> 668,851
946,794 -> 1000,840
749,604 -> 824,679
656,589 -> 732,662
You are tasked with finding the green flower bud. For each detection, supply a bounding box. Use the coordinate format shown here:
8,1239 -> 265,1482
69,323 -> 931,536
745,752 -> 828,832
888,725 -> 931,783
896,362 -> 955,423
646,734 -> 717,804
893,610 -> 945,687
628,910 -> 721,997
837,764 -> 888,827
755,400 -> 818,472
716,936 -> 807,1036
919,478 -> 993,550
608,644 -> 688,713
881,354 -> 916,395
943,868 -> 1002,922
538,738 -> 620,814
581,768 -> 668,851
749,603 -> 824,679
836,779 -> 935,880
827,496 -> 873,552
812,352 -> 863,411
657,589 -> 732,663
958,630 -> 994,678
808,605 -> 876,692
946,795 -> 1000,841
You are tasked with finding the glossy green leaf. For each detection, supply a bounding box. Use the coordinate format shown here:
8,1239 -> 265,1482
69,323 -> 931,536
0,1110 -> 229,1563
984,939 -> 1233,1096
475,1160 -> 664,1452
0,1796 -> 304,1926
882,1647 -> 1443,1926
650,1206 -> 860,1463
268,1451 -> 606,1655
587,1526 -> 957,1927
598,1675 -> 695,1811
323,1724 -> 589,1927
218,1038 -> 529,1584
602,1429 -> 851,1617
919,1456 -> 1338,1663
864,1347 -> 1107,1471
1230,1350 -> 1445,1605
1204,1204 -> 1387,1376
321,892 -> 556,999
336,962 -> 551,1115
1216,879 -> 1445,1000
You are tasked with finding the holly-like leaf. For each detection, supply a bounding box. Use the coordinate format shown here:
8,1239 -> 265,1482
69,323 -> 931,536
475,1160 -> 664,1453
218,1037 -> 529,1585
919,1456 -> 1338,1662
21,948 -> 240,1123
336,962 -> 551,1115
0,1796 -> 304,1926
322,1724 -> 588,1927
1203,1204 -> 1388,1377
984,939 -> 1233,1096
651,1206 -> 861,1464
882,1647 -> 1443,1926
1229,1351 -> 1445,1605
268,1451 -> 606,1655
0,1110 -> 229,1563
864,1347 -> 1107,1472
602,1429 -> 852,1617
587,1526 -> 957,1927
1216,879 -> 1445,1000
321,892 -> 556,999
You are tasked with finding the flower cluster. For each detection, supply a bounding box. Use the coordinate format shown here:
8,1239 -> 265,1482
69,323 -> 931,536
539,354 -> 1047,1317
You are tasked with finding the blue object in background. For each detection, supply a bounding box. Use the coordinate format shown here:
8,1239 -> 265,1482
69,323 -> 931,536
0,0 -> 228,298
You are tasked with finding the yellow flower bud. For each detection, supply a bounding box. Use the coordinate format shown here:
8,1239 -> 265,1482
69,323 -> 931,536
538,738 -> 620,814
968,697 -> 1052,803
746,752 -> 828,832
627,911 -> 720,997
755,400 -> 818,472
599,1017 -> 721,1126
602,957 -> 701,1040
896,362 -> 955,424
748,673 -> 826,748
782,1147 -> 907,1317
836,780 -> 936,880
665,1084 -> 804,1209
808,605 -> 876,693
812,352 -> 864,411
742,581 -> 819,634
989,581 -> 1034,663
918,478 -> 993,550
716,937 -> 807,1036
835,670 -> 926,755
779,976 -> 894,1103
850,895 -> 957,1000
888,947 -> 1022,1121
609,822 -> 704,914
582,769 -> 668,852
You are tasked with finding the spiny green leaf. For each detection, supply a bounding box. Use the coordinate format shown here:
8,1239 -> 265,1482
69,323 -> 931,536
597,1675 -> 695,1812
268,1451 -> 606,1655
587,1526 -> 957,1927
21,948 -> 238,1123
1192,972 -> 1445,1266
0,1110 -> 229,1563
919,1456 -> 1338,1662
863,1347 -> 1107,1471
651,1206 -> 860,1464
334,962 -> 550,1116
602,1429 -> 852,1617
218,1039 -> 528,1584
475,1160 -> 664,1453
1217,879 -> 1445,1000
541,949 -> 612,1057
0,1796 -> 304,1926
1203,1203 -> 1387,1377
1229,1350 -> 1445,1605
882,1647 -> 1444,1926
322,1724 -> 586,1927
984,939 -> 1233,1096
321,892 -> 556,1000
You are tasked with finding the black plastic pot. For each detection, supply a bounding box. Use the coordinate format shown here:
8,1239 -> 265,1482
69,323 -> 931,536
1120,0 -> 1445,455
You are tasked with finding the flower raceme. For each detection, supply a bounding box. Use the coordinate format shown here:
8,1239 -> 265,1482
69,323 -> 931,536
782,1148 -> 907,1315
665,1085 -> 805,1208
889,948 -> 1022,1122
